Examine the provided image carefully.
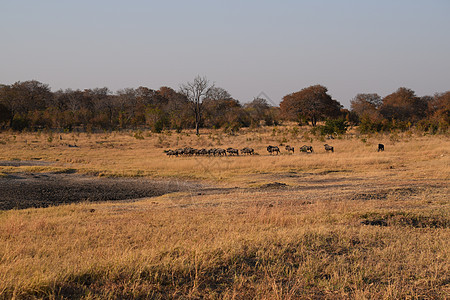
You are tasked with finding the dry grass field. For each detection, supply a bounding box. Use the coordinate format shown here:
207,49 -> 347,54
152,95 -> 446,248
0,126 -> 449,299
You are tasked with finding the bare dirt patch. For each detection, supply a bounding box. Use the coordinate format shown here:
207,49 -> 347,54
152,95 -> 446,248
0,169 -> 201,210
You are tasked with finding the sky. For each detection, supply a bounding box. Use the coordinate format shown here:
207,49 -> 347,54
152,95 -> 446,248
1,0 -> 449,108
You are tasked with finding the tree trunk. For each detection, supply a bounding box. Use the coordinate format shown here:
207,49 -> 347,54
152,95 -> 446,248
195,101 -> 201,135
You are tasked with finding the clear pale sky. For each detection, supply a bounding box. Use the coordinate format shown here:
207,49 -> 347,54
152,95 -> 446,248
1,0 -> 449,108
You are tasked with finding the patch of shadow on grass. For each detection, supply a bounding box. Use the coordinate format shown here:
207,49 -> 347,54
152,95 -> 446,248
360,212 -> 449,228
259,182 -> 288,189
316,169 -> 351,175
352,192 -> 388,201
352,187 -> 420,201
0,160 -> 52,167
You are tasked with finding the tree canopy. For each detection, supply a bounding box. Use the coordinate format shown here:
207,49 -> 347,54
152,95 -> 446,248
350,93 -> 383,122
0,79 -> 448,134
280,85 -> 342,126
380,87 -> 428,122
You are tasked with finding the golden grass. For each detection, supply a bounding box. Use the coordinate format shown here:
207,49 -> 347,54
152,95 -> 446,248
0,127 -> 448,183
0,127 -> 449,298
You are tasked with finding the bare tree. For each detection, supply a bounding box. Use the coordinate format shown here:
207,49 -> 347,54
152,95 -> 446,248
180,75 -> 214,135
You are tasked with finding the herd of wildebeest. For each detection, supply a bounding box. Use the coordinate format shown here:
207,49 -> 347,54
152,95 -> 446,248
165,143 -> 385,157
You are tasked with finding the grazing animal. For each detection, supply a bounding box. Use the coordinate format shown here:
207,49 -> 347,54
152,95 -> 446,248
267,145 -> 280,155
227,147 -> 239,156
208,148 -> 216,156
198,148 -> 208,155
180,147 -> 195,156
285,145 -> 295,153
300,145 -> 313,153
324,144 -> 334,152
215,148 -> 227,156
241,147 -> 254,155
378,144 -> 384,152
165,150 -> 176,157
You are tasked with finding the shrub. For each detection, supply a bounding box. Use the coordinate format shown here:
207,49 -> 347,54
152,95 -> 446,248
134,130 -> 144,140
318,119 -> 349,135
11,116 -> 30,131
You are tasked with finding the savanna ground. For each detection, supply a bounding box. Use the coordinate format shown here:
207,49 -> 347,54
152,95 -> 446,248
0,126 -> 449,299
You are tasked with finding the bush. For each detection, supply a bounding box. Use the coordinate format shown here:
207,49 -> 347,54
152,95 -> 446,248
358,117 -> 389,134
416,119 -> 448,134
152,120 -> 164,133
134,130 -> 145,139
318,119 -> 349,135
11,116 -> 30,131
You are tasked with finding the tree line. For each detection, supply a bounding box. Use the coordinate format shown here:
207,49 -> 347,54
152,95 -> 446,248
0,77 -> 448,134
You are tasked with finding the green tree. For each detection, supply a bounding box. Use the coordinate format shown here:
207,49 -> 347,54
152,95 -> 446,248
319,118 -> 349,135
244,97 -> 273,126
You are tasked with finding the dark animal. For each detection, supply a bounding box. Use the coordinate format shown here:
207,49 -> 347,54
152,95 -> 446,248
208,148 -> 216,156
324,144 -> 334,152
241,147 -> 254,155
165,150 -> 176,157
300,145 -> 313,153
285,145 -> 295,153
175,148 -> 185,156
185,147 -> 197,156
198,148 -> 208,155
378,144 -> 384,152
215,148 -> 227,156
267,145 -> 280,155
227,147 -> 239,156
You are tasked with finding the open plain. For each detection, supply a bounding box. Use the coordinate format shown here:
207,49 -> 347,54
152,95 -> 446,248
0,127 -> 448,299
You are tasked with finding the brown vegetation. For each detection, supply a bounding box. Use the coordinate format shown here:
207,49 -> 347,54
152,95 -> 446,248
0,127 -> 449,298
1,80 -> 448,135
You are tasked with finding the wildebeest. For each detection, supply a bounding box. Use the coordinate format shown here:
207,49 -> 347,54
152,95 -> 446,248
241,147 -> 254,155
171,148 -> 183,156
197,148 -> 208,155
378,144 -> 384,152
300,145 -> 313,153
267,145 -> 280,155
227,147 -> 239,156
164,150 -> 176,157
285,145 -> 295,153
208,148 -> 217,156
215,148 -> 227,156
324,144 -> 334,152
183,147 -> 196,156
